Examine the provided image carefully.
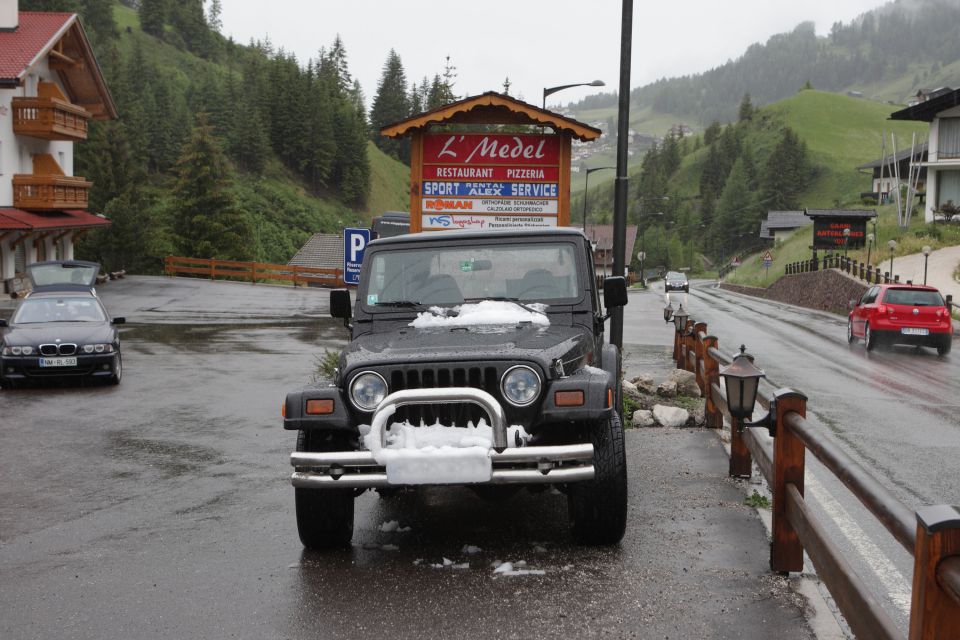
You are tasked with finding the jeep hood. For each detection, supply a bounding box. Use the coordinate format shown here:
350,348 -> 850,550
343,324 -> 593,375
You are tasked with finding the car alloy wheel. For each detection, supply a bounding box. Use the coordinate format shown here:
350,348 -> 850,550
847,319 -> 855,344
865,323 -> 876,352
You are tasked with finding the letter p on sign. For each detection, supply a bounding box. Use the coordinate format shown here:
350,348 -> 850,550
343,228 -> 370,286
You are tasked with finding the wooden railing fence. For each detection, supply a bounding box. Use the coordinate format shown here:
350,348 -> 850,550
786,254 -> 904,286
671,316 -> 960,639
165,256 -> 343,287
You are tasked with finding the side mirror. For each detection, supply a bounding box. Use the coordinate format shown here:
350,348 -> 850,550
0,318 -> 7,327
112,317 -> 126,325
603,276 -> 628,310
947,294 -> 953,307
848,298 -> 856,310
330,289 -> 352,322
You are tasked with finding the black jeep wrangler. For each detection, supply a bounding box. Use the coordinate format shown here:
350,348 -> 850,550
284,228 -> 628,548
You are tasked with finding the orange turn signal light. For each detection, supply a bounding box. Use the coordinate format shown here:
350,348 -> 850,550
281,400 -> 286,418
555,390 -> 585,407
306,399 -> 335,415
607,388 -> 613,408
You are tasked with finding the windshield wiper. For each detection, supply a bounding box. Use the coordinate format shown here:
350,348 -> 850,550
463,296 -> 545,315
375,300 -> 425,308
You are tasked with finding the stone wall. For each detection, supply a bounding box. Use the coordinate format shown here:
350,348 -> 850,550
721,269 -> 869,316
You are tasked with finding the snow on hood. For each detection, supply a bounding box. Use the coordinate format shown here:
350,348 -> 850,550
409,300 -> 549,329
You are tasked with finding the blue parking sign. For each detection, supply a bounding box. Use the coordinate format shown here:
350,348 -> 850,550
343,228 -> 370,286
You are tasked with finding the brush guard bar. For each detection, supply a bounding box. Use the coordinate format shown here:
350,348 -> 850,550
290,387 -> 595,488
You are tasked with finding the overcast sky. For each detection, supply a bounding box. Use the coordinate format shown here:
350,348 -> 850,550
219,0 -> 886,109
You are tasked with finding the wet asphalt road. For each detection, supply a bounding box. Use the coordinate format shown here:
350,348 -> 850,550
633,280 -> 960,632
0,277 -> 815,640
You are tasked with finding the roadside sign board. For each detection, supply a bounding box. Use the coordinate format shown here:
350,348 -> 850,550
343,228 -> 370,286
762,250 -> 774,268
419,133 -> 562,232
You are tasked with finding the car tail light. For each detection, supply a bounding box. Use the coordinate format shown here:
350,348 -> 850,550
555,390 -> 585,407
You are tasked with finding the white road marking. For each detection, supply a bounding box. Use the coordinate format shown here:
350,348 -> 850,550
805,474 -> 912,614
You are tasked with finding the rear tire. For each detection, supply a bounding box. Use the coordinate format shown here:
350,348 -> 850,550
865,323 -> 878,351
295,430 -> 355,549
937,337 -> 952,356
568,414 -> 628,545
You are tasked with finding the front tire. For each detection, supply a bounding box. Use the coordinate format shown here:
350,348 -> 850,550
568,414 -> 628,545
295,430 -> 355,549
865,323 -> 878,351
847,319 -> 856,344
110,353 -> 122,385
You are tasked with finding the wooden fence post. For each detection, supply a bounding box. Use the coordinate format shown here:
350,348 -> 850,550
771,388 -> 808,574
684,320 -> 696,372
165,256 -> 172,276
701,335 -> 724,430
909,505 -> 960,640
694,321 -> 707,392
210,260 -> 216,281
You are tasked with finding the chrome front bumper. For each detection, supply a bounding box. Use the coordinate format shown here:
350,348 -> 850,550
290,387 -> 595,488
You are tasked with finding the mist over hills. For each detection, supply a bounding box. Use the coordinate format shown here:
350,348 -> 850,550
570,0 -> 960,126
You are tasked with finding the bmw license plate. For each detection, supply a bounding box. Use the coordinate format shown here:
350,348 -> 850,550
39,357 -> 78,367
901,328 -> 929,336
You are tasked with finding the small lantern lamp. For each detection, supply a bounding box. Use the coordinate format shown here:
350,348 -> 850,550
663,301 -> 674,324
672,304 -> 688,333
719,345 -> 765,420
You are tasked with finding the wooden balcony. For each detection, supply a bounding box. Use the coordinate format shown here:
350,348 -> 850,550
11,82 -> 91,141
13,174 -> 91,210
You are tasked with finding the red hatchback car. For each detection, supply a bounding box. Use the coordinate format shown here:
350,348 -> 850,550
848,284 -> 953,354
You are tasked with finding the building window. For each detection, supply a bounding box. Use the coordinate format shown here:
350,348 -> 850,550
938,170 -> 960,209
58,151 -> 65,171
938,118 -> 960,160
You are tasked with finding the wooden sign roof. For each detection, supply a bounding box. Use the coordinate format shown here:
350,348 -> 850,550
380,91 -> 601,142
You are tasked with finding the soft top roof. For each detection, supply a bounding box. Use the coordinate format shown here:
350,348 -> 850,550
369,227 -> 587,248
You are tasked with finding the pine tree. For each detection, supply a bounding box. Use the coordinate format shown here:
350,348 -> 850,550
738,93 -> 754,121
171,113 -> 252,260
207,0 -> 222,33
139,0 -> 166,38
762,127 -> 810,210
369,49 -> 411,162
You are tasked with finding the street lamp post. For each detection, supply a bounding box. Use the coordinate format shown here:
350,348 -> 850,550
866,233 -> 875,267
888,239 -> 897,279
922,245 -> 932,285
637,251 -> 646,287
542,80 -> 605,109
582,166 -> 615,231
842,227 -> 851,260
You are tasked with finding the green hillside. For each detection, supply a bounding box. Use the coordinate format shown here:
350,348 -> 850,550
66,1 -> 411,272
767,91 -> 927,206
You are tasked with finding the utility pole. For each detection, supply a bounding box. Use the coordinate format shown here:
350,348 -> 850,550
610,0 -> 633,350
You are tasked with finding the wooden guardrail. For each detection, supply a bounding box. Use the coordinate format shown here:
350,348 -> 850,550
165,256 -> 343,287
786,254 -> 901,285
671,314 -> 960,639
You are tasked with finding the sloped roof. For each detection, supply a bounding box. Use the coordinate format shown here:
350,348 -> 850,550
0,12 -> 117,119
583,224 -> 638,264
759,221 -> 771,239
0,12 -> 73,83
380,92 -> 601,142
0,208 -> 111,230
288,233 -> 344,270
890,87 -> 959,122
804,208 -> 877,219
766,210 -> 812,229
856,141 -> 928,170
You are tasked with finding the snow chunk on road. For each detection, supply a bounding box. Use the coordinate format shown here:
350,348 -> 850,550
462,544 -> 482,554
492,560 -> 545,576
410,301 -> 548,328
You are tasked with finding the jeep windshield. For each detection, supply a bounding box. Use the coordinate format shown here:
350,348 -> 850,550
364,242 -> 581,308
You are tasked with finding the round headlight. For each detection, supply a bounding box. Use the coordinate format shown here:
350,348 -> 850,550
11,346 -> 22,355
95,344 -> 105,353
501,365 -> 541,406
83,345 -> 95,353
20,346 -> 33,355
349,371 -> 388,411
